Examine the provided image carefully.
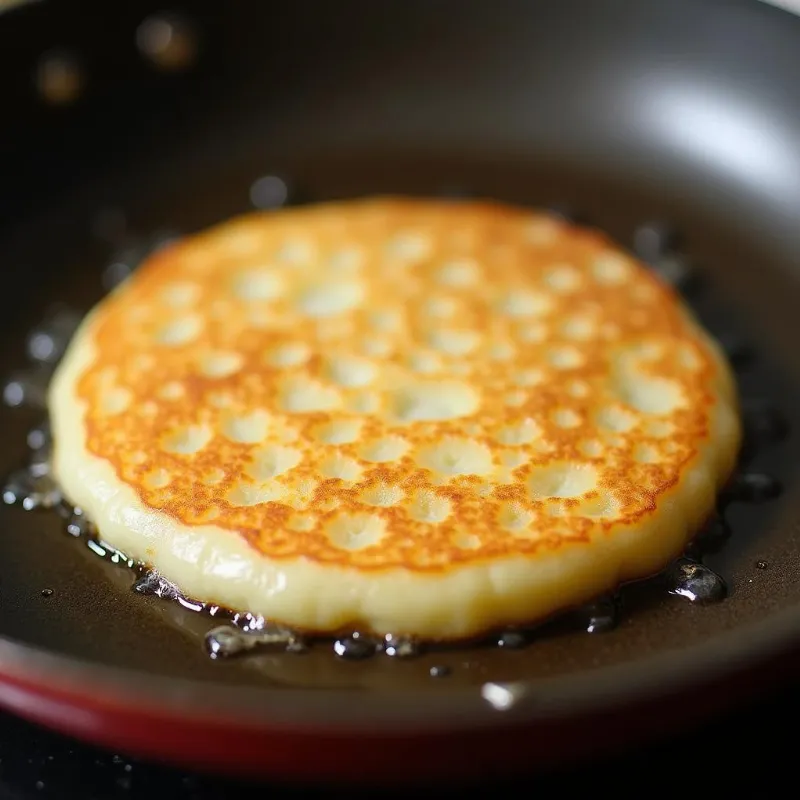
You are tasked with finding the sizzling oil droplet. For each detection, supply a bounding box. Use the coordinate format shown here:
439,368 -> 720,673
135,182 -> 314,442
756,560 -> 769,570
584,595 -> 619,633
102,231 -> 179,291
2,469 -> 61,510
496,630 -> 532,649
688,515 -> 731,558
65,508 -> 95,538
718,335 -> 755,369
664,558 -> 727,604
41,588 -> 54,598
133,571 -> 181,600
382,634 -> 420,658
333,632 -> 378,660
205,622 -> 304,659
3,367 -> 52,410
724,473 -> 783,504
545,204 -> 587,224
26,306 -> 81,365
743,403 -> 789,448
429,665 -> 451,678
632,221 -> 682,264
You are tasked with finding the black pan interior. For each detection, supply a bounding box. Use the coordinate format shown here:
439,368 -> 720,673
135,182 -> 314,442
0,0 -> 799,696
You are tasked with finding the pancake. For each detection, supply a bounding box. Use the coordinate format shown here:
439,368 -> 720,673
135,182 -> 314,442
48,198 -> 741,640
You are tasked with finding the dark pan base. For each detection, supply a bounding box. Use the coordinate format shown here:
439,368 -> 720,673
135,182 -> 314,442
0,0 -> 799,782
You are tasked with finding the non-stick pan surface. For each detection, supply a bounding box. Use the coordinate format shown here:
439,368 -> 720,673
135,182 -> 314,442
0,0 -> 799,783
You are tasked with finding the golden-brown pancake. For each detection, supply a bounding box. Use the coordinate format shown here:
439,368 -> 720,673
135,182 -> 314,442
48,198 -> 741,639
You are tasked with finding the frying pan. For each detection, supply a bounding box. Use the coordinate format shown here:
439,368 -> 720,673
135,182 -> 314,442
0,0 -> 799,784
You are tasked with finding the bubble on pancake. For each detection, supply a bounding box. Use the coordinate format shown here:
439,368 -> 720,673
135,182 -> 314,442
407,489 -> 452,523
199,351 -> 243,379
633,443 -> 661,464
327,247 -> 364,273
434,258 -> 481,287
578,494 -> 619,519
158,381 -> 184,400
313,419 -> 363,445
593,251 -> 634,284
511,368 -> 544,388
324,354 -> 377,388
160,282 -> 201,307
162,425 -> 213,455
496,290 -> 552,318
544,264 -> 582,293
279,376 -> 341,413
360,436 -> 409,463
416,437 -> 494,477
99,387 -> 131,415
326,512 -> 386,550
406,350 -> 443,374
143,468 -> 171,490
360,483 -> 405,507
296,279 -> 364,317
226,480 -> 287,506
495,419 -> 540,446
498,502 -> 535,533
245,445 -> 302,480
453,532 -> 481,549
385,232 -> 431,261
596,406 -> 637,433
275,237 -> 315,265
265,342 -> 311,369
222,410 -> 270,444
320,454 -> 363,482
387,380 -> 480,423
155,315 -> 202,346
552,408 -> 581,428
426,328 -> 481,357
528,462 -> 598,499
231,268 -> 284,301
615,374 -> 684,415
548,345 -> 584,370
560,315 -> 596,340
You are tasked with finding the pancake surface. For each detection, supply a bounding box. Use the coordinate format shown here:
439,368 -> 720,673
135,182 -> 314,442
49,198 -> 741,639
